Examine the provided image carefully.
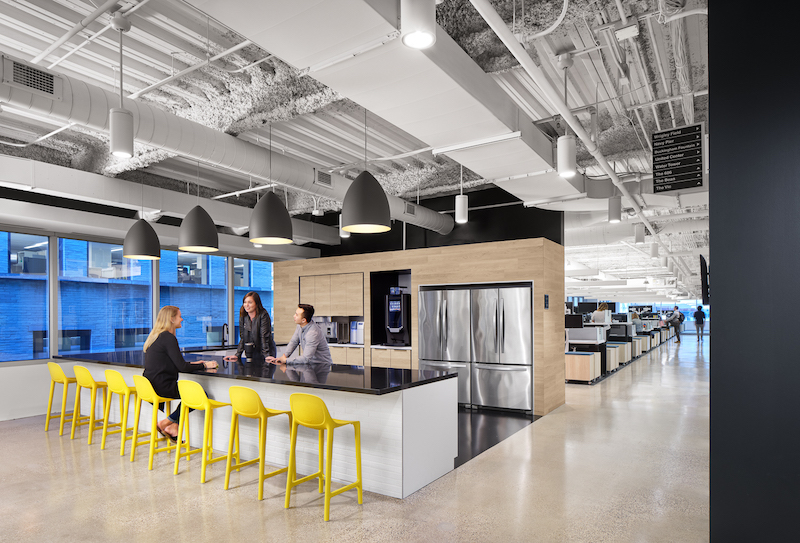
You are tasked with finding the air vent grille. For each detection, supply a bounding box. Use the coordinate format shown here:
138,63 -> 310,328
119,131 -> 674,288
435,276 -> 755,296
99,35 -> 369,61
314,170 -> 332,187
13,61 -> 54,95
405,202 -> 416,216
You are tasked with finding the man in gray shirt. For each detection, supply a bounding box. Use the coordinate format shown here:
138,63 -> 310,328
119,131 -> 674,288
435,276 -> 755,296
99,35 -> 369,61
267,304 -> 333,367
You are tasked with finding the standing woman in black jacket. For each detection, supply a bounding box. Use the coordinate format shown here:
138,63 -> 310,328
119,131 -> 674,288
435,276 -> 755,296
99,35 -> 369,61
224,291 -> 276,361
143,306 -> 218,440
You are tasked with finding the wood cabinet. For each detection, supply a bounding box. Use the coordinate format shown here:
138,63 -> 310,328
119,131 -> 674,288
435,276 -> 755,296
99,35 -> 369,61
345,273 -> 363,316
299,273 -> 363,317
315,275 -> 331,316
390,349 -> 411,369
347,347 -> 363,366
371,348 -> 392,368
329,346 -> 347,365
299,276 -> 315,306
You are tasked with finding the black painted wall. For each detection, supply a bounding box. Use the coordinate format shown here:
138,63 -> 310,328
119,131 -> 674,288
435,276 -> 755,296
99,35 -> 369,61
308,187 -> 563,258
711,4 -> 800,540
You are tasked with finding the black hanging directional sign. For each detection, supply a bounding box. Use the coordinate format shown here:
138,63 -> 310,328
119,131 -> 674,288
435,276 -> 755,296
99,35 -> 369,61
652,123 -> 705,193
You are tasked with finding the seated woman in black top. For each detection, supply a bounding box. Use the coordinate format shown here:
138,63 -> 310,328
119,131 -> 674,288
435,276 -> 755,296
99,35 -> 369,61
143,305 -> 218,441
224,291 -> 276,362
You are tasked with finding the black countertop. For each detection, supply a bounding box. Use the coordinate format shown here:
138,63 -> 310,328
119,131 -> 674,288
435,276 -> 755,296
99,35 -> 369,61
55,349 -> 456,395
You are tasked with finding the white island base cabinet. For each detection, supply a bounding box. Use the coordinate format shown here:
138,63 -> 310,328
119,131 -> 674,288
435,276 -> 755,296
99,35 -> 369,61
69,362 -> 458,499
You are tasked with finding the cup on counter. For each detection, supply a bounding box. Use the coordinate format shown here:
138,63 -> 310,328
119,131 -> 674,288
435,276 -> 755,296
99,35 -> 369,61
244,342 -> 255,358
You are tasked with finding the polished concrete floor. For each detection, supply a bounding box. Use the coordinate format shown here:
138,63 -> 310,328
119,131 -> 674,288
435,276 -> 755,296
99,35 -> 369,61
0,335 -> 709,542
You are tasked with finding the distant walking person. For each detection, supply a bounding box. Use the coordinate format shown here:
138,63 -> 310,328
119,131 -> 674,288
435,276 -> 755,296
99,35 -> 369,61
668,306 -> 683,343
693,306 -> 706,341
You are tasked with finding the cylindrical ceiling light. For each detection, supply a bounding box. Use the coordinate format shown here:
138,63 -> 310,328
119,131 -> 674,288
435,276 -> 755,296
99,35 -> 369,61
668,261 -> 675,274
634,223 -> 645,244
455,164 -> 468,224
400,0 -> 437,49
455,195 -> 468,224
342,171 -> 391,233
179,205 -> 219,252
660,256 -> 668,267
650,242 -> 659,259
608,196 -> 621,223
249,192 -> 293,244
123,219 -> 160,260
339,213 -> 350,239
557,134 -> 576,178
110,108 -> 133,158
109,13 -> 133,159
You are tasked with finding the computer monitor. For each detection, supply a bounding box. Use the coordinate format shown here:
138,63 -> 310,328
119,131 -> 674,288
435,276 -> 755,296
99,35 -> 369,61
577,302 -> 598,314
565,315 -> 583,328
612,313 -> 629,323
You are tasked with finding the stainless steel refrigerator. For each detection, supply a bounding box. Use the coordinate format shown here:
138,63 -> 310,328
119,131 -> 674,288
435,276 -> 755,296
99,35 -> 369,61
418,289 -> 471,404
418,284 -> 533,411
470,286 -> 533,411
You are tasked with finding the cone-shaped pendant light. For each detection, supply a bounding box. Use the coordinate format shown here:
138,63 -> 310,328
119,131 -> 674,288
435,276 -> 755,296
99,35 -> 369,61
342,171 -> 391,233
123,219 -> 160,260
179,205 -> 219,252
342,109 -> 391,233
249,192 -> 293,244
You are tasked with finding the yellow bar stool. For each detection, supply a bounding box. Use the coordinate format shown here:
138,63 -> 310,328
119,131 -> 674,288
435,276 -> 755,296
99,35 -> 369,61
70,365 -> 108,445
130,375 -> 184,470
173,380 -> 230,483
224,385 -> 291,500
284,393 -> 363,522
101,369 -> 138,456
45,362 -> 76,435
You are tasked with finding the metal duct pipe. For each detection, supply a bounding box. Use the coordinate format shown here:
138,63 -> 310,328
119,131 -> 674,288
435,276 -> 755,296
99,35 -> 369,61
469,0 -> 693,293
31,0 -> 121,64
564,219 -> 708,247
0,52 -> 453,236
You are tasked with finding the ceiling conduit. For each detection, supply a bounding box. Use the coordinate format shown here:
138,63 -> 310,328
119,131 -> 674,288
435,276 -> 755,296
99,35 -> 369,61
0,52 -> 453,236
469,0 -> 696,292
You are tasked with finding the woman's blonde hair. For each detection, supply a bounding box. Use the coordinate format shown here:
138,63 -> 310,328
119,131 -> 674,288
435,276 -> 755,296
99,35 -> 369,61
143,305 -> 180,352
598,302 -> 608,311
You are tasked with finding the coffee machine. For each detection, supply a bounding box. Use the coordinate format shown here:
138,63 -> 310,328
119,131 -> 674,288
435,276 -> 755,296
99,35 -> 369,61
322,322 -> 338,343
385,287 -> 411,346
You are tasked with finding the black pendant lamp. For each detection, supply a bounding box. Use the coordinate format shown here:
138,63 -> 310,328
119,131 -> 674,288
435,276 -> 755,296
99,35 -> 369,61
123,219 -> 160,260
249,191 -> 293,244
249,124 -> 293,244
341,109 -> 391,233
179,205 -> 219,252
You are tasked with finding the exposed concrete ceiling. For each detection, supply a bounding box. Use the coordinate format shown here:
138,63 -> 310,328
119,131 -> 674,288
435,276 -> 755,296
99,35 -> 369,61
0,0 -> 709,299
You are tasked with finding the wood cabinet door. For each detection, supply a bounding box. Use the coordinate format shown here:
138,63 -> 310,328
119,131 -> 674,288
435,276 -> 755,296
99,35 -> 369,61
299,276 -> 315,306
390,349 -> 411,369
346,347 -> 363,366
346,273 -> 364,316
329,346 -> 347,365
330,274 -> 347,316
315,275 -> 331,316
371,348 -> 392,368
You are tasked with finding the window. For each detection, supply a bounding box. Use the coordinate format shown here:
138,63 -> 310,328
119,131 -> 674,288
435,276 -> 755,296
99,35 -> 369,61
57,239 -> 152,354
160,251 -> 227,349
233,258 -> 274,339
0,231 -> 49,361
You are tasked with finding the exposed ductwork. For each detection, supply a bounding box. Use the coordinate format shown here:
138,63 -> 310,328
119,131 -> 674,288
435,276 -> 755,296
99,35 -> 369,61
565,219 -> 709,247
0,52 -> 454,236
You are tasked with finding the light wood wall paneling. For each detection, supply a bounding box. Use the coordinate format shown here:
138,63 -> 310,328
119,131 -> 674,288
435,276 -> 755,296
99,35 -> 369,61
273,238 -> 566,416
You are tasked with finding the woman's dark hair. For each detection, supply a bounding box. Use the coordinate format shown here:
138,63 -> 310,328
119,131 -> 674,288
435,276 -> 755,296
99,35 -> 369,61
298,303 -> 314,322
239,291 -> 266,320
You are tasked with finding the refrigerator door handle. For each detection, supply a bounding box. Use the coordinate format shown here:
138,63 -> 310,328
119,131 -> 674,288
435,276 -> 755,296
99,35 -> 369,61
424,361 -> 468,369
474,363 -> 528,371
442,298 -> 447,353
500,297 -> 505,354
493,299 -> 498,354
